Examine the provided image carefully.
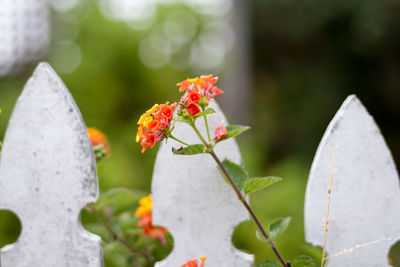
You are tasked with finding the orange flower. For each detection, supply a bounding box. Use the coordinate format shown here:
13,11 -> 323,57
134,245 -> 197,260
181,256 -> 206,267
187,90 -> 201,103
177,75 -> 223,117
186,102 -> 201,117
213,122 -> 227,141
88,128 -> 110,153
135,194 -> 168,244
136,102 -> 177,153
177,75 -> 221,97
87,127 -> 111,163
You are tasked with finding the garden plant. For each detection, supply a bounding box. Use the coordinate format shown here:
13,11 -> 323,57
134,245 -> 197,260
135,75 -> 317,267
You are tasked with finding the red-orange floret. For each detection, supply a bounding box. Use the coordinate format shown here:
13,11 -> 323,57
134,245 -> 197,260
157,102 -> 177,119
147,120 -> 160,132
186,102 -> 201,116
187,89 -> 201,103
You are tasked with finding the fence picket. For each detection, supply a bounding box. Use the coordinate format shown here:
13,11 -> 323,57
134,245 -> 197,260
152,100 -> 253,266
0,62 -> 102,267
304,95 -> 400,266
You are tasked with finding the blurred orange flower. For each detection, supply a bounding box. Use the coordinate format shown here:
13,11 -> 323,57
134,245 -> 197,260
181,256 -> 206,267
135,194 -> 168,244
135,194 -> 152,217
87,127 -> 110,155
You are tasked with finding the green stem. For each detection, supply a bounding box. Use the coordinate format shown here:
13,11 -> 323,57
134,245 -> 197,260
204,115 -> 211,142
189,123 -> 289,267
169,135 -> 190,147
190,122 -> 209,147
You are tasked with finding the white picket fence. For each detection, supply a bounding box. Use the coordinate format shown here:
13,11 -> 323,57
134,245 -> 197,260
0,62 -> 399,267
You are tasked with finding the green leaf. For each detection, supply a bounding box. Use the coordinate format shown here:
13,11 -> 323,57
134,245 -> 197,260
172,144 -> 206,155
268,217 -> 291,240
292,255 -> 317,267
194,108 -> 216,118
217,125 -> 250,142
256,260 -> 282,267
96,188 -> 145,214
243,176 -> 282,195
221,159 -> 248,191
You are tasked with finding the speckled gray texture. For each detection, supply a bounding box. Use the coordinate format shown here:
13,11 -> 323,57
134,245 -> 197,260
0,0 -> 50,77
152,101 -> 253,267
0,62 -> 103,267
304,95 -> 400,266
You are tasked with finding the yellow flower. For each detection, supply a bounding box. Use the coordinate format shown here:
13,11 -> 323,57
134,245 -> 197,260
146,104 -> 159,115
138,113 -> 153,126
135,126 -> 143,143
135,194 -> 152,217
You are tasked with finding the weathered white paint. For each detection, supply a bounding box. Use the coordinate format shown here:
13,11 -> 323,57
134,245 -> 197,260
152,101 -> 253,266
304,95 -> 400,266
0,0 -> 50,77
0,63 -> 102,266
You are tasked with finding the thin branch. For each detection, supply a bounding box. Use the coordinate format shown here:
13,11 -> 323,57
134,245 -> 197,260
210,151 -> 288,267
169,134 -> 190,147
86,204 -> 150,260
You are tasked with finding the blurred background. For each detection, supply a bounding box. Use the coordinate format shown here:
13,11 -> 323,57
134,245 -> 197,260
0,0 -> 399,265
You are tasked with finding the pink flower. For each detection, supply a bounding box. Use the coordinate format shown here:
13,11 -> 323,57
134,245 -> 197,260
213,123 -> 227,141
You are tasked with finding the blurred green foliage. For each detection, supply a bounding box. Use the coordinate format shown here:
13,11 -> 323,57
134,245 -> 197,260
0,0 -> 399,266
83,188 -> 173,267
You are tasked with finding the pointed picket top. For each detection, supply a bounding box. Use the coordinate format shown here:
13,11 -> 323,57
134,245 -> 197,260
0,62 -> 102,266
152,100 -> 253,266
304,95 -> 400,266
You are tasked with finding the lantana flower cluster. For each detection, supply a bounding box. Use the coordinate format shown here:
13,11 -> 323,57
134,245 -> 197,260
134,75 -> 299,267
136,102 -> 177,153
136,75 -> 227,153
135,194 -> 168,244
177,75 -> 223,117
